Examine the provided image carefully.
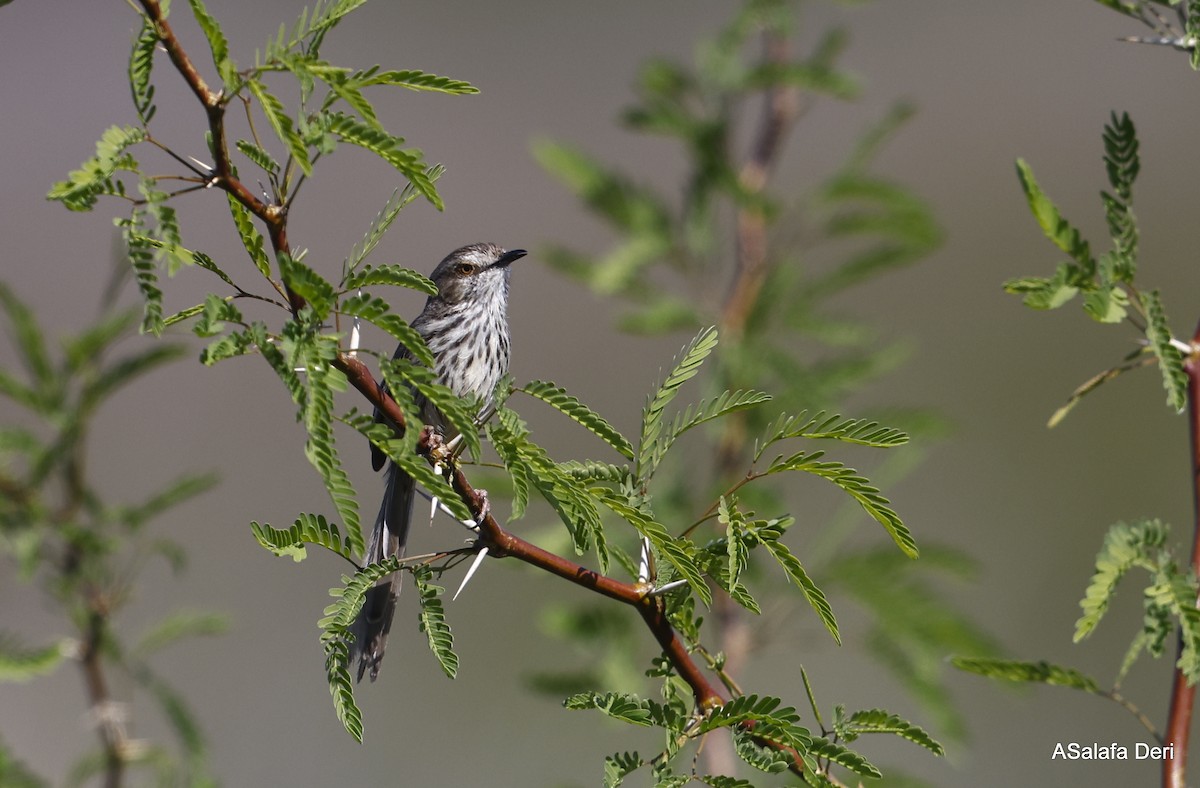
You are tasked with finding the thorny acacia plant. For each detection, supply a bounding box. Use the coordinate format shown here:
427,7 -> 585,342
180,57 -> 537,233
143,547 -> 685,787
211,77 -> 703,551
955,3 -> 1200,788
34,0 -> 948,783
0,280 -> 225,788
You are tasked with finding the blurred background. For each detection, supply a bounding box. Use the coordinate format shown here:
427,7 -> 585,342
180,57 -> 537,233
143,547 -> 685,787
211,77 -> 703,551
4,1 -> 1200,785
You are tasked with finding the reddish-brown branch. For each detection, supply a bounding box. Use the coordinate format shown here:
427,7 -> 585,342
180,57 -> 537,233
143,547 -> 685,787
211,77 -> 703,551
1165,327 -> 1200,788
140,0 -> 803,774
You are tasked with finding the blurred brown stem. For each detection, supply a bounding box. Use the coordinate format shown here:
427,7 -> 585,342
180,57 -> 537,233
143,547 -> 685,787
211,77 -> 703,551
1164,325 -> 1200,788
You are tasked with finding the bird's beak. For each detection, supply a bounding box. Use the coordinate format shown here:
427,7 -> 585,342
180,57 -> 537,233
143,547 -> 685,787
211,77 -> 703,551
495,248 -> 528,268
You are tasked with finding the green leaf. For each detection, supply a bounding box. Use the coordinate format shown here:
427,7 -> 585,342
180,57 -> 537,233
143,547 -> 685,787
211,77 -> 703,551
343,411 -> 474,523
319,558 -> 401,742
487,408 -> 608,568
1003,263 -> 1080,311
838,708 -> 944,756
0,635 -> 65,682
48,125 -> 145,211
251,512 -> 356,562
1142,289 -> 1188,413
1081,284 -> 1128,324
134,612 -> 228,657
565,691 -> 663,727
117,471 -> 219,529
325,112 -> 440,209
758,534 -> 839,644
805,737 -> 881,778
342,264 -> 436,295
593,490 -> 710,606
118,212 -> 164,334
303,362 -> 363,556
129,20 -> 158,124
279,252 -> 337,318
520,380 -> 634,460
382,356 -> 482,461
1015,158 -> 1093,270
342,172 -> 443,276
414,565 -> 458,678
187,0 -> 238,92
247,78 -> 311,175
766,450 -> 917,558
80,343 -> 186,415
604,752 -> 644,788
235,139 -> 280,176
1075,518 -> 1169,641
951,656 -> 1101,693
340,294 -> 434,366
638,326 -> 718,480
755,410 -> 907,461
355,68 -> 479,94
0,283 -> 52,392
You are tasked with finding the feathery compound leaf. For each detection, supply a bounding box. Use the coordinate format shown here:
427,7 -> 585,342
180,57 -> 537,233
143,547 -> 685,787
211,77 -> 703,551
342,265 -> 436,295
235,139 -> 280,175
1146,565 -> 1200,682
129,20 -> 158,124
413,566 -> 458,678
49,125 -> 145,211
1103,111 -> 1139,201
325,113 -> 441,209
117,213 -> 165,335
805,738 -> 881,779
767,451 -> 917,558
1101,113 -> 1139,281
755,410 -> 908,460
133,612 -> 228,657
1075,518 -> 1169,641
187,0 -> 237,92
303,364 -> 363,556
0,283 -> 51,390
593,490 -> 710,606
638,326 -> 718,479
247,78 -> 311,176
759,535 -> 839,644
340,294 -> 434,366
837,708 -> 944,755
604,752 -> 644,788
355,68 -> 479,94
383,357 -> 481,461
343,169 -> 444,276
521,380 -> 634,459
251,512 -> 355,562
488,408 -> 608,568
951,657 -> 1101,693
1142,290 -> 1188,412
0,635 -> 66,682
227,192 -> 271,281
1014,158 -> 1093,271
564,692 -> 663,727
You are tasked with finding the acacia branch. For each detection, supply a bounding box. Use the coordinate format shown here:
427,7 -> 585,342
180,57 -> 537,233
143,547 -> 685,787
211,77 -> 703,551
136,0 -> 302,312
1164,329 -> 1200,788
336,350 -> 805,775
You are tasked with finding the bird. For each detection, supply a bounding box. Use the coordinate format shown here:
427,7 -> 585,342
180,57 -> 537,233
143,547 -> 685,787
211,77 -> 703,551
349,242 -> 526,682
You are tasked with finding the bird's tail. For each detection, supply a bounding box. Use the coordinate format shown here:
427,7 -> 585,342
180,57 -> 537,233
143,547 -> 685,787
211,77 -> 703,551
348,463 -> 415,682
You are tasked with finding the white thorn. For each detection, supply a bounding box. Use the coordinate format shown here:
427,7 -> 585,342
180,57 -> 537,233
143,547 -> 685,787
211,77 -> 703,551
187,155 -> 214,173
348,291 -> 363,358
645,579 -> 689,597
637,536 -> 652,583
453,546 -> 489,600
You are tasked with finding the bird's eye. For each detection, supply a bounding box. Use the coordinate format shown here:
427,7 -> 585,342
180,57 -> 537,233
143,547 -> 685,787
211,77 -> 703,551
454,262 -> 474,276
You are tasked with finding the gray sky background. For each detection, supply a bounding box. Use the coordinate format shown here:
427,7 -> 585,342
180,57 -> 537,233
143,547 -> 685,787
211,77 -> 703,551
4,2 -> 1200,786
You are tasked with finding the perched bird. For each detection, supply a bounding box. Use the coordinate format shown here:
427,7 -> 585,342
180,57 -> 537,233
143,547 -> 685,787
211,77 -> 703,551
350,242 -> 526,682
